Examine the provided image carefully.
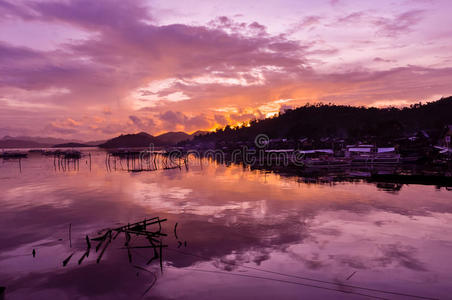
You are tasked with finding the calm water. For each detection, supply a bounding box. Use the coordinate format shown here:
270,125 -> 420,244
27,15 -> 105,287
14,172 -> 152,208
0,150 -> 451,299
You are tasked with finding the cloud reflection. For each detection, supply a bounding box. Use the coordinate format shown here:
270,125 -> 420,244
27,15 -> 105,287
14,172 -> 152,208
0,153 -> 451,299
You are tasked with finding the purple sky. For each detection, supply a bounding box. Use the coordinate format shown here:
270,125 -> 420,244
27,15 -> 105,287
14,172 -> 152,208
1,0 -> 452,139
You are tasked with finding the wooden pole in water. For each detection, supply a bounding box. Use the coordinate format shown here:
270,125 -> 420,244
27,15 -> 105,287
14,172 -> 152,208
69,223 -> 72,248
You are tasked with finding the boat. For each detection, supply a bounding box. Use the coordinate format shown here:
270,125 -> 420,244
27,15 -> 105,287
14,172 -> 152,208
42,150 -> 82,159
299,149 -> 351,168
303,157 -> 351,168
28,149 -> 45,153
346,145 -> 400,165
0,151 -> 28,159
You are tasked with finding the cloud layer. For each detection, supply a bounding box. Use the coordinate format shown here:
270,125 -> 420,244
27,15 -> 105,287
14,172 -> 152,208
0,0 -> 452,139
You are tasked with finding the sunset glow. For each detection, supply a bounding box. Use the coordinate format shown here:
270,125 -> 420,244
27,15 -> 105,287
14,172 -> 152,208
1,0 -> 452,139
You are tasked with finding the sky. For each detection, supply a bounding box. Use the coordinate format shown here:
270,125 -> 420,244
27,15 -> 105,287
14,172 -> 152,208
1,0 -> 452,140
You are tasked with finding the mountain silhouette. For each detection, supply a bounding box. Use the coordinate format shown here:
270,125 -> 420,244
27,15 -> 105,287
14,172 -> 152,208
99,131 -> 203,148
190,96 -> 452,143
99,132 -> 160,148
0,139 -> 48,149
155,132 -> 191,145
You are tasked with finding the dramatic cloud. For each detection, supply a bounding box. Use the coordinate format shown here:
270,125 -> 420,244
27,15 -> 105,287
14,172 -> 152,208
0,0 -> 451,139
160,111 -> 212,131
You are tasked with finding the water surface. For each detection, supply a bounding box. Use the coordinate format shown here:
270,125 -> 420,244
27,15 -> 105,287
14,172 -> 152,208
0,150 -> 451,299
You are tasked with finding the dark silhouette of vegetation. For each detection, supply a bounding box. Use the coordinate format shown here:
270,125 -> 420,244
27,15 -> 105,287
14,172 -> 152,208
190,96 -> 452,145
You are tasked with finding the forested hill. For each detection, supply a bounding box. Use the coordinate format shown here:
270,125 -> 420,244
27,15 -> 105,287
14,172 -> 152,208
193,96 -> 452,143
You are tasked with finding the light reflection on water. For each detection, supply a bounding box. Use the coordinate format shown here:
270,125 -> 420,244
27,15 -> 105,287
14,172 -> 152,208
0,150 -> 451,299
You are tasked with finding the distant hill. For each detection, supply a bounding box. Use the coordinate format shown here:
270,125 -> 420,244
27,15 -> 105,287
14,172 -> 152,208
99,132 -> 161,148
2,135 -> 81,145
99,131 -> 201,148
191,96 -> 452,143
0,139 -> 48,149
156,132 -> 191,145
0,131 -> 202,149
52,142 -> 92,148
192,130 -> 209,137
0,135 -> 104,149
84,140 -> 107,146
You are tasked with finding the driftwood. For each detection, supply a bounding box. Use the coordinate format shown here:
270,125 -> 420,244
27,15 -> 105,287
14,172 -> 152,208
58,217 -> 184,297
67,217 -> 168,271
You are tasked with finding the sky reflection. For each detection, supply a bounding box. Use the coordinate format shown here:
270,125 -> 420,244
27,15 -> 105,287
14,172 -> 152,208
0,151 -> 451,299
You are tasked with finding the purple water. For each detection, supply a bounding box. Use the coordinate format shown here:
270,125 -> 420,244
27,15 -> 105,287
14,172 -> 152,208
0,150 -> 451,299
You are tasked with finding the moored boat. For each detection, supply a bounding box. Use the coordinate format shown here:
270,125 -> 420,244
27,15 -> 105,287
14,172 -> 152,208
298,149 -> 351,168
303,157 -> 351,168
0,151 -> 28,159
346,145 -> 400,165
